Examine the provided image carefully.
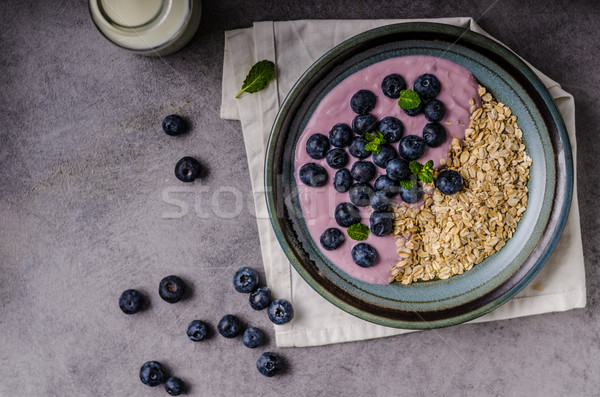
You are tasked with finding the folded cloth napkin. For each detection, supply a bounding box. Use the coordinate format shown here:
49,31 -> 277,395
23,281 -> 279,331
220,18 -> 586,347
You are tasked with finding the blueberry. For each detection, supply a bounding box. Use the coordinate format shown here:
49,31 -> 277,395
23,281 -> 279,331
399,181 -> 424,204
186,320 -> 209,342
423,99 -> 446,122
378,116 -> 404,143
349,183 -> 375,207
162,114 -> 186,136
249,287 -> 272,311
403,101 -> 424,117
232,267 -> 259,293
423,122 -> 447,147
242,327 -> 265,348
329,123 -> 353,148
333,168 -> 353,193
398,135 -> 426,161
268,299 -> 294,325
299,163 -> 328,187
386,158 -> 410,181
140,361 -> 166,387
351,243 -> 378,267
217,314 -> 243,338
325,148 -> 349,169
381,74 -> 406,98
352,114 -> 378,136
165,377 -> 184,396
175,156 -> 201,182
119,289 -> 144,315
370,210 -> 394,237
350,161 -> 376,183
306,134 -> 330,159
257,352 -> 283,377
413,74 -> 441,100
350,89 -> 377,114
372,144 -> 398,168
374,175 -> 400,197
158,275 -> 187,304
436,170 -> 463,195
370,190 -> 393,211
320,228 -> 345,250
348,138 -> 371,159
334,202 -> 361,227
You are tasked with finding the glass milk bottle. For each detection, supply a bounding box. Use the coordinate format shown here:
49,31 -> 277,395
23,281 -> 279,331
89,0 -> 202,56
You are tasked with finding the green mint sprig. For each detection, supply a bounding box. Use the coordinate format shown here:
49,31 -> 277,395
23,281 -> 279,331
399,179 -> 415,190
364,131 -> 387,155
347,223 -> 370,241
400,160 -> 434,189
236,60 -> 275,98
397,89 -> 421,110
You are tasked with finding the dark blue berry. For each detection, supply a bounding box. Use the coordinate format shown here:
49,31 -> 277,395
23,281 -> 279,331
400,181 -> 424,204
349,183 -> 375,207
217,314 -> 243,338
232,267 -> 259,293
351,243 -> 378,267
423,123 -> 447,147
370,210 -> 394,237
370,190 -> 393,211
306,134 -> 330,159
351,161 -> 376,183
403,101 -> 423,117
186,320 -> 209,341
333,168 -> 353,193
352,114 -> 378,136
268,299 -> 294,325
159,275 -> 187,303
334,202 -> 361,227
350,89 -> 377,114
436,170 -> 463,195
320,228 -> 345,250
413,74 -> 441,100
299,163 -> 328,187
257,352 -> 283,377
329,123 -> 353,147
378,116 -> 404,143
374,175 -> 400,197
140,361 -> 166,387
242,327 -> 265,348
423,99 -> 446,122
372,144 -> 398,168
386,158 -> 410,181
398,135 -> 426,161
381,74 -> 406,98
249,287 -> 272,310
325,148 -> 349,169
162,114 -> 186,136
119,289 -> 144,315
348,138 -> 371,159
165,377 -> 184,396
175,156 -> 201,182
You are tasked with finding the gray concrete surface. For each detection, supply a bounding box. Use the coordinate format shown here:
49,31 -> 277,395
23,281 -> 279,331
1,1 -> 599,396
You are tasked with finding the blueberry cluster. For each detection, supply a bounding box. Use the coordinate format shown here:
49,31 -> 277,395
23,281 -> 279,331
139,361 -> 185,396
299,73 -> 463,267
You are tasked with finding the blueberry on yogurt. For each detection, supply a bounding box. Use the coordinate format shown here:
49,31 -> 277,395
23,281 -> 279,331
422,122 -> 447,147
325,148 -> 349,169
374,175 -> 400,197
423,99 -> 446,123
372,144 -> 398,168
351,243 -> 378,267
413,73 -> 441,100
350,161 -> 376,183
334,202 -> 361,227
352,114 -> 378,136
399,180 -> 424,204
403,101 -> 424,117
398,135 -> 426,161
436,170 -> 463,195
386,158 -> 410,181
306,134 -> 330,159
320,228 -> 345,250
333,168 -> 353,193
378,116 -> 404,143
381,73 -> 406,98
350,89 -> 377,114
299,163 -> 328,187
369,210 -> 394,237
329,123 -> 353,147
348,138 -> 371,159
348,183 -> 375,207
370,190 -> 392,211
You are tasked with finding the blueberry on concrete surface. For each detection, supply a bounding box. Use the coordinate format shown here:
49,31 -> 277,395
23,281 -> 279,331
334,202 -> 361,228
423,99 -> 446,123
320,228 -> 345,251
249,286 -> 272,311
378,116 -> 404,143
436,170 -> 463,195
306,134 -> 330,159
400,181 -> 424,204
381,74 -> 406,98
232,267 -> 259,293
325,148 -> 349,169
333,168 -> 353,193
372,144 -> 398,168
217,314 -> 243,338
351,243 -> 378,267
349,183 -> 375,207
257,352 -> 283,377
369,210 -> 394,237
186,320 -> 209,342
352,114 -> 378,136
374,175 -> 400,197
398,135 -> 426,161
242,327 -> 265,348
162,114 -> 186,136
348,138 -> 371,159
159,275 -> 187,303
350,89 -> 377,114
119,289 -> 144,315
422,122 -> 447,147
350,161 -> 376,183
329,123 -> 353,148
299,163 -> 328,187
174,156 -> 201,182
370,190 -> 392,211
165,376 -> 184,396
140,361 -> 166,387
268,299 -> 294,325
413,74 -> 441,100
386,158 -> 410,181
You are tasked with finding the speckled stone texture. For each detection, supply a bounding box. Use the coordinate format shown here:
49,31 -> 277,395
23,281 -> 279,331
1,1 -> 599,396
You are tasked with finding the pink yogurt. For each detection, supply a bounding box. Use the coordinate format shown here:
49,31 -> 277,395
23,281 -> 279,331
294,55 -> 481,285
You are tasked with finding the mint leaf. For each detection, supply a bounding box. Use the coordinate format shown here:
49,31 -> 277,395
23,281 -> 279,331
419,169 -> 434,184
364,142 -> 381,155
347,223 -> 370,241
423,160 -> 434,171
399,179 -> 415,190
397,90 -> 421,110
236,60 -> 275,98
364,132 -> 375,142
409,161 -> 423,176
364,131 -> 387,155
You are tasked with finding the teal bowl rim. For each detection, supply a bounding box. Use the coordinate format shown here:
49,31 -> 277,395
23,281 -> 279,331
264,22 -> 573,329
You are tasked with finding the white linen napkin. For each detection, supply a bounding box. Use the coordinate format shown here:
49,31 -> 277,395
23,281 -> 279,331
220,18 -> 586,347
